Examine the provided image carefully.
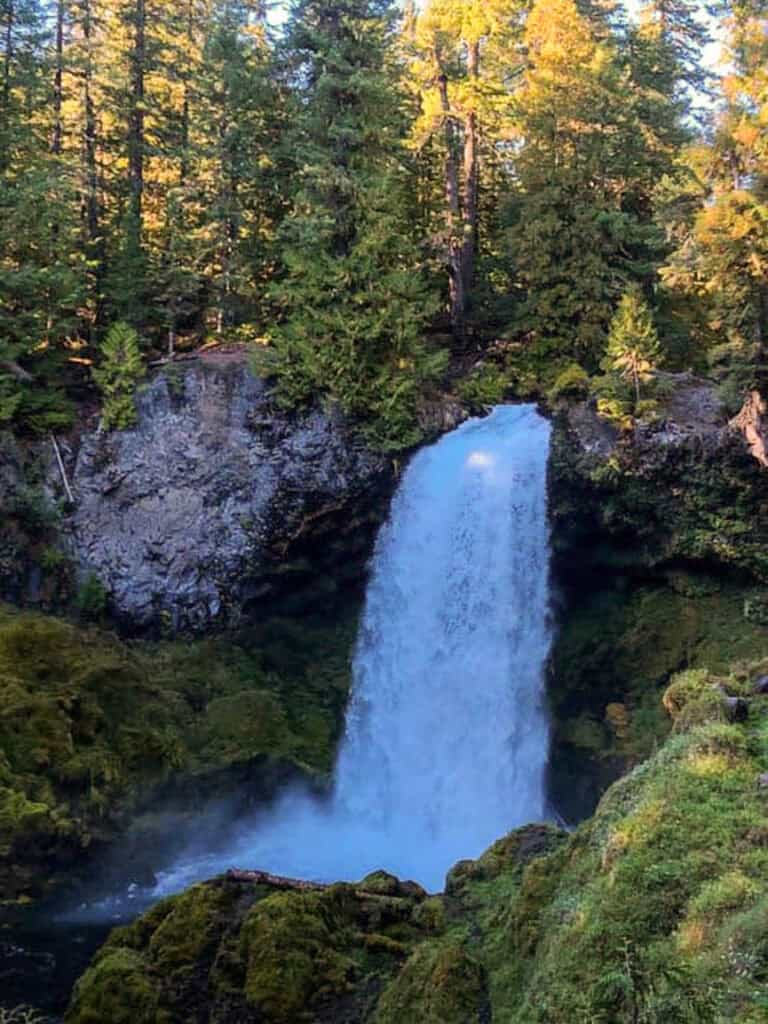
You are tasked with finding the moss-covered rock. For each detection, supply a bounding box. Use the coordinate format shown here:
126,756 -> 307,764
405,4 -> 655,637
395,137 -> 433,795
549,392 -> 768,582
505,666 -> 768,1023
373,942 -> 487,1024
0,605 -> 357,902
548,580 -> 768,820
65,667 -> 768,1024
548,394 -> 768,819
66,872 -> 433,1024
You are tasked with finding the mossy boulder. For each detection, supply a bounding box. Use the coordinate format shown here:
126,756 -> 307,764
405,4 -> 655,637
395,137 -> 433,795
373,942 -> 487,1024
66,666 -> 768,1023
66,872 -> 434,1024
548,580 -> 768,820
0,605 -> 357,902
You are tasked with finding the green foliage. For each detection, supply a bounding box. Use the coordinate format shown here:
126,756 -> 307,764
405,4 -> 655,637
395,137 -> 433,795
92,323 -> 146,431
546,363 -> 591,404
263,246 -> 446,451
603,286 -> 662,405
457,363 -> 509,409
0,379 -> 23,426
75,573 -> 108,621
504,0 -> 679,377
0,605 -> 357,901
262,0 -> 446,452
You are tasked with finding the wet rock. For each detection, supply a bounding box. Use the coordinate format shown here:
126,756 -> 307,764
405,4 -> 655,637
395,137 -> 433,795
723,696 -> 750,722
46,361 -> 394,632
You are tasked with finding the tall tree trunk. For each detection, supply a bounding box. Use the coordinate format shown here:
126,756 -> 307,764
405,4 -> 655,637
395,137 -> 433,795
0,0 -> 14,172
460,41 -> 480,326
51,0 -> 65,155
437,70 -> 464,337
80,0 -> 103,330
128,0 -> 145,248
179,0 -> 194,186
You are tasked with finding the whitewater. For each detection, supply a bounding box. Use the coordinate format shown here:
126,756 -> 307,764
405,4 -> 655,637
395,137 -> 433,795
151,403 -> 553,895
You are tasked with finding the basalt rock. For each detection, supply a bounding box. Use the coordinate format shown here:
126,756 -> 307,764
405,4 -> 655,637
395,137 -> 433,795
44,360 -> 394,633
547,376 -> 768,821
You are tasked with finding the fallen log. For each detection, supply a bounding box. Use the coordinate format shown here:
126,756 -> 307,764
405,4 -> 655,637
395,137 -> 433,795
226,868 -> 329,891
224,868 -> 420,904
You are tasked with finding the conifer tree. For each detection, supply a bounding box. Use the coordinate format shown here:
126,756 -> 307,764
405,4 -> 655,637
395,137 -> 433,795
604,285 -> 662,402
662,0 -> 768,401
267,0 -> 445,450
92,321 -> 146,428
506,0 -> 674,376
408,0 -> 527,338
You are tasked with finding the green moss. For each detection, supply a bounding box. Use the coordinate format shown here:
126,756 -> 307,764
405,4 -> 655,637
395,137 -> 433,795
374,942 -> 487,1024
147,884 -> 238,975
505,666 -> 768,1023
549,581 -> 768,818
66,871 -> 438,1024
0,604 -> 357,900
239,889 -> 354,1021
65,948 -> 162,1024
63,678 -> 768,1024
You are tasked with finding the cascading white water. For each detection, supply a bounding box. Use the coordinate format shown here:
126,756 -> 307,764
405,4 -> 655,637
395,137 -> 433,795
153,403 -> 552,896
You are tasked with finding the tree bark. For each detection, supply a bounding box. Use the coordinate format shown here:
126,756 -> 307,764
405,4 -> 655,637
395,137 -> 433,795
437,70 -> 464,337
128,0 -> 146,245
460,41 -> 480,320
1,0 -> 14,172
78,0 -> 103,328
52,0 -> 65,155
1,359 -> 33,382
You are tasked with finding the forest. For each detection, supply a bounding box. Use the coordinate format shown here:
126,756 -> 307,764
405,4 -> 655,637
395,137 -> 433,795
0,0 -> 766,448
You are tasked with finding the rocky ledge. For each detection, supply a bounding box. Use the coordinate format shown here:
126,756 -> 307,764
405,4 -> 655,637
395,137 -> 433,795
48,359 -> 393,632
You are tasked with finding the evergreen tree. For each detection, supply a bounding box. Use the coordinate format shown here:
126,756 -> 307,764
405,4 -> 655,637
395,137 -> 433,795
603,285 -> 662,403
505,0 -> 675,378
408,0 -> 527,338
0,0 -> 86,431
662,0 -> 768,405
266,0 -> 445,450
92,321 -> 146,428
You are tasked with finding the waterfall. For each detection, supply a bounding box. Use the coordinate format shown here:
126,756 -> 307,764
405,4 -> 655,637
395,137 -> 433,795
155,404 -> 552,895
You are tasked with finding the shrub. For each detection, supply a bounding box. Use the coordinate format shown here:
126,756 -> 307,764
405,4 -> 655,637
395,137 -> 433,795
92,322 -> 146,430
75,573 -> 108,621
458,363 -> 508,409
547,363 -> 590,404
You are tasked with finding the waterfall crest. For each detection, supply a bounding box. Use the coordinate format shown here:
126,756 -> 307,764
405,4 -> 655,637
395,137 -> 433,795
157,404 -> 552,894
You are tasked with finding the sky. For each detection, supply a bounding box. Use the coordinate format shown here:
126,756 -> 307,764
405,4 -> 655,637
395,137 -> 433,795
267,0 -> 724,76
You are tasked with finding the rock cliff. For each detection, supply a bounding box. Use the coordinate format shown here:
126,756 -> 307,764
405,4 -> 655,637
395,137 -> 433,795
546,375 -> 768,820
44,358 -> 393,632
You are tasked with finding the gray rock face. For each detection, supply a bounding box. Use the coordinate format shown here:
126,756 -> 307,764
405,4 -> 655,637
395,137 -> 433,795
53,360 -> 391,631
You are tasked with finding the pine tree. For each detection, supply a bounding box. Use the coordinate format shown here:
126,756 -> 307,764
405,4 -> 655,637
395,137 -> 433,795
0,0 -> 86,431
266,0 -> 445,450
506,0 -> 673,377
408,0 -> 527,338
604,286 -> 662,403
92,320 -> 146,428
661,0 -> 768,404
